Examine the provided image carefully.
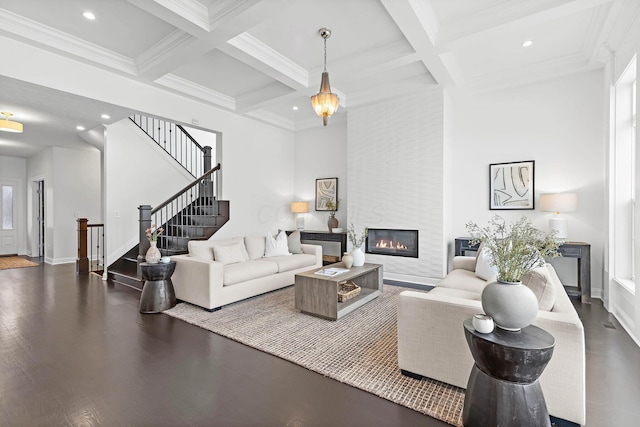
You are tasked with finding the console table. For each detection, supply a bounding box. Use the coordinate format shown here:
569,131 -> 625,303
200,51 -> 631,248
139,261 -> 177,313
300,230 -> 347,265
462,318 -> 555,427
454,237 -> 591,303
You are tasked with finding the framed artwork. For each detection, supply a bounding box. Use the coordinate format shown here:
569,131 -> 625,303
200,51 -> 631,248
489,160 -> 535,210
315,177 -> 338,211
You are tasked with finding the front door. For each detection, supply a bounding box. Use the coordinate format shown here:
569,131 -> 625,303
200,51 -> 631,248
0,182 -> 17,255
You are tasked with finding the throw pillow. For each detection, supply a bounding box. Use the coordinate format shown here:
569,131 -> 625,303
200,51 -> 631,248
287,230 -> 304,254
211,237 -> 250,261
521,266 -> 556,311
264,230 -> 291,257
475,246 -> 498,281
212,242 -> 246,265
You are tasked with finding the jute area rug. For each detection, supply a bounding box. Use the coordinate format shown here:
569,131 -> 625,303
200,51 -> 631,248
164,284 -> 465,426
0,256 -> 39,270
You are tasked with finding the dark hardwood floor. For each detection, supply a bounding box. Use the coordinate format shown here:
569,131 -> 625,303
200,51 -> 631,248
1,260 -> 639,426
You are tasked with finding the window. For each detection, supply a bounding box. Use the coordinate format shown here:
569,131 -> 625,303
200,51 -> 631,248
613,56 -> 637,291
2,185 -> 13,230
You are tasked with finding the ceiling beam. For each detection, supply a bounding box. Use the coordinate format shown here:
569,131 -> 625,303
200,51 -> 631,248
380,0 -> 452,87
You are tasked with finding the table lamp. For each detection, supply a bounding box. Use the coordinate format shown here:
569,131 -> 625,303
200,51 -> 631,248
291,201 -> 309,230
540,193 -> 577,239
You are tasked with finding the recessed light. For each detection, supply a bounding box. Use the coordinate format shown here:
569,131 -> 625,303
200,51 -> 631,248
292,106 -> 299,111
76,125 -> 85,131
101,114 -> 110,119
522,40 -> 533,48
83,11 -> 96,20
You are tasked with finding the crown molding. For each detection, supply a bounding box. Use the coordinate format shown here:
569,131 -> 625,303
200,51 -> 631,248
154,0 -> 210,31
0,8 -> 137,75
227,32 -> 309,87
155,73 -> 236,110
136,29 -> 194,76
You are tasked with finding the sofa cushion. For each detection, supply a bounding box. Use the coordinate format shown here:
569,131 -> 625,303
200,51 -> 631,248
287,230 -> 304,254
245,236 -> 266,260
212,237 -> 250,261
475,246 -> 498,280
429,287 -> 482,301
188,240 -> 215,261
223,260 -> 278,286
265,231 -> 291,257
438,269 -> 487,294
212,242 -> 246,265
264,253 -> 317,272
521,265 -> 556,311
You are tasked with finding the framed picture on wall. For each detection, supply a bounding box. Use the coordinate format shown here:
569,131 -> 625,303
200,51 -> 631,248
316,177 -> 338,211
489,160 -> 535,210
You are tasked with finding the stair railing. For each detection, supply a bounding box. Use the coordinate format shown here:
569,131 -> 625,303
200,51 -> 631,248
138,164 -> 221,262
130,114 -> 210,178
76,218 -> 105,275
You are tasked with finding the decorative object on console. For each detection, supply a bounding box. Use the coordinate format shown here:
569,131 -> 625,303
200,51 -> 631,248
489,160 -> 535,210
291,201 -> 309,230
540,192 -> 577,239
0,111 -> 23,133
310,28 -> 339,126
348,223 -> 368,267
316,177 -> 338,211
144,224 -> 164,264
342,252 -> 354,268
466,215 -> 561,331
326,199 -> 340,232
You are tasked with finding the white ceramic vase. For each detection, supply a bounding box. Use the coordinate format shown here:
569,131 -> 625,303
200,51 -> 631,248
342,252 -> 354,269
481,279 -> 539,331
351,246 -> 365,267
145,241 -> 161,264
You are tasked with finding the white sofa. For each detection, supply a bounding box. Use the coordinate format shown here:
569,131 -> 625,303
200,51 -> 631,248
398,256 -> 586,426
171,235 -> 322,311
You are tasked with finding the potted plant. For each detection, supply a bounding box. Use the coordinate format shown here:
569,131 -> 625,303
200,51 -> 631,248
348,223 -> 368,267
144,224 -> 164,264
326,199 -> 340,232
466,215 -> 561,331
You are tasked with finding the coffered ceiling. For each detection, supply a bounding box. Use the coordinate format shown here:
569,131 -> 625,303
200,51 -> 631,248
0,0 -> 638,158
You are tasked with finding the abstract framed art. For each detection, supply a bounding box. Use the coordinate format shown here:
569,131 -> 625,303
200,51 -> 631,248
489,160 -> 535,210
315,177 -> 338,211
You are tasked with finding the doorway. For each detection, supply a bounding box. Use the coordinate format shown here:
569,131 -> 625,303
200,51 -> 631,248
34,180 -> 45,258
0,181 -> 17,255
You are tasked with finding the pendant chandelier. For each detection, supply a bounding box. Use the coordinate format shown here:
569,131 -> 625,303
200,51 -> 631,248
310,28 -> 339,126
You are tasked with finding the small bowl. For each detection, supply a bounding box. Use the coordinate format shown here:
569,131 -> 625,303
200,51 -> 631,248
160,256 -> 171,264
332,227 -> 344,233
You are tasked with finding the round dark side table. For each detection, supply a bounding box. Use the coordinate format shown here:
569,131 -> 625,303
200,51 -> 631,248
139,261 -> 177,313
462,318 -> 555,427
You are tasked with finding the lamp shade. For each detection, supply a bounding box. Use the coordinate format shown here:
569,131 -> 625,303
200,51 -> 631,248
291,201 -> 309,213
540,193 -> 577,213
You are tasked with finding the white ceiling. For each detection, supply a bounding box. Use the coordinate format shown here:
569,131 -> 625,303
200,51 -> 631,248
0,0 -> 638,158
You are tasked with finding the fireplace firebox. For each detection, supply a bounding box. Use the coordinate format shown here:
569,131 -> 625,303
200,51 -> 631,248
365,229 -> 418,258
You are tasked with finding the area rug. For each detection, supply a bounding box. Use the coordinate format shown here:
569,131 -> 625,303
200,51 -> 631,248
164,285 -> 465,426
0,256 -> 39,270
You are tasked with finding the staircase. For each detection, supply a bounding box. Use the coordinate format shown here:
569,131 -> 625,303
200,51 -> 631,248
107,116 -> 228,290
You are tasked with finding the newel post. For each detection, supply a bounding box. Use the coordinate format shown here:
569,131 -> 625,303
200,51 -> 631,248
138,205 -> 152,265
201,146 -> 214,198
76,218 -> 89,274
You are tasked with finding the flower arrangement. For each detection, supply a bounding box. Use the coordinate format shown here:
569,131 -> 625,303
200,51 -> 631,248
348,223 -> 368,248
145,224 -> 164,242
466,215 -> 561,283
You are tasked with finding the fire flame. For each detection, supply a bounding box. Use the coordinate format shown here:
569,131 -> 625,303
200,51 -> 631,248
375,239 -> 408,250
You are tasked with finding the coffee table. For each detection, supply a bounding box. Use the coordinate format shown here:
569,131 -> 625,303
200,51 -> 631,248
294,262 -> 383,320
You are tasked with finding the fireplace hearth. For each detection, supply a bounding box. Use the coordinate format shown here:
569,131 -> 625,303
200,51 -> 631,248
366,229 -> 418,258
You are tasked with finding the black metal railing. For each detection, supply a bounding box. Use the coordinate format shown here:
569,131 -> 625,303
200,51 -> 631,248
77,218 -> 105,275
138,164 -> 222,258
129,114 -> 210,178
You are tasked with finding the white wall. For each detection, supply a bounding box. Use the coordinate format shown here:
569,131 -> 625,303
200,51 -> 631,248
449,70 -> 606,297
0,155 -> 27,254
293,118 -> 348,232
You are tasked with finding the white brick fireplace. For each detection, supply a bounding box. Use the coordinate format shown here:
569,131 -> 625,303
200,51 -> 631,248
347,86 -> 445,284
